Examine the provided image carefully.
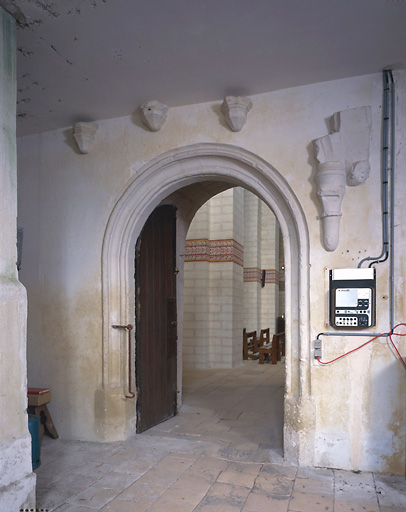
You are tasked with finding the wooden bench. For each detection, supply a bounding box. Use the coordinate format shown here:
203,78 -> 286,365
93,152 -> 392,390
258,331 -> 285,365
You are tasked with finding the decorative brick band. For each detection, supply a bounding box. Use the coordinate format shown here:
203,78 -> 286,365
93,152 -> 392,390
243,267 -> 262,282
265,269 -> 280,284
185,239 -> 244,266
243,267 -> 280,284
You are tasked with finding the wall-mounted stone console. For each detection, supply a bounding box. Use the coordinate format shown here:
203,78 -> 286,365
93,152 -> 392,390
73,122 -> 98,154
220,96 -> 252,132
140,100 -> 168,131
313,106 -> 372,251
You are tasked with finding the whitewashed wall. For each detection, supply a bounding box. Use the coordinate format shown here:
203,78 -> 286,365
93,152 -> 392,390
17,71 -> 406,475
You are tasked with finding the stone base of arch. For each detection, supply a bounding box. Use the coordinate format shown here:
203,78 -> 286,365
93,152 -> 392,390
101,143 -> 314,467
284,396 -> 317,467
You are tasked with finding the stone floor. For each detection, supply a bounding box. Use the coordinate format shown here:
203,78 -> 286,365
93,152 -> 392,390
34,360 -> 406,512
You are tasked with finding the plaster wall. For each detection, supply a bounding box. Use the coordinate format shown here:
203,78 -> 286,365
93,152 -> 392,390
17,71 -> 406,475
0,8 -> 36,509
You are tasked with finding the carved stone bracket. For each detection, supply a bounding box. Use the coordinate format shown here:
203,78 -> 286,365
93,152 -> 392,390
73,122 -> 98,154
140,100 -> 168,132
220,96 -> 252,132
315,161 -> 346,252
313,106 -> 372,251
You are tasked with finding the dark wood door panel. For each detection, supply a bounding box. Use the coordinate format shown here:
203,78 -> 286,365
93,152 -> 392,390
135,205 -> 177,433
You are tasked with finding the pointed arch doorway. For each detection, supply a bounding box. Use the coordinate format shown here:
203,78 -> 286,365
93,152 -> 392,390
101,143 -> 314,467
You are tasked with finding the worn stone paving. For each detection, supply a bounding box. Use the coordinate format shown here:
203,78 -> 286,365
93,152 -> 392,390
34,361 -> 406,511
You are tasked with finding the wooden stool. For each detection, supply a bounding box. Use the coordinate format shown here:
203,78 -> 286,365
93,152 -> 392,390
28,387 -> 58,441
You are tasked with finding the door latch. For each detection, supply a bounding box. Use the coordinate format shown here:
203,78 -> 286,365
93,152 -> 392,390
112,324 -> 135,398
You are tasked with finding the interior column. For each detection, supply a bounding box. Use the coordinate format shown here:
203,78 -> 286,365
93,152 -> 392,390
0,8 -> 36,509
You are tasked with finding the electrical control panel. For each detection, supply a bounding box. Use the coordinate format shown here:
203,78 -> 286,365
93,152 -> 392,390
329,268 -> 376,329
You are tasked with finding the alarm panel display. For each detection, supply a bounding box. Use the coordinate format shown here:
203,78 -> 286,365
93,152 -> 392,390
330,268 -> 376,329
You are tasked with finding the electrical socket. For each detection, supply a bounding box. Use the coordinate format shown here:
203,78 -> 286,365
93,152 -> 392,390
314,339 -> 322,359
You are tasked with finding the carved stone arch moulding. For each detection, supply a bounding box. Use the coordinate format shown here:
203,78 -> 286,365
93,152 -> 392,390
101,143 -> 314,465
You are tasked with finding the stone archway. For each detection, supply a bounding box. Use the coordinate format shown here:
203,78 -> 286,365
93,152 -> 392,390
101,143 -> 314,466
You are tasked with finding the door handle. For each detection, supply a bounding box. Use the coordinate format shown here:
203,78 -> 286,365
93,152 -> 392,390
170,321 -> 177,327
112,324 -> 135,399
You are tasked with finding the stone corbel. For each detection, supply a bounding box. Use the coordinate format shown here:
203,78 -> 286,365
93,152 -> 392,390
73,122 -> 98,154
314,160 -> 346,252
140,100 -> 168,132
220,96 -> 252,132
313,106 -> 372,251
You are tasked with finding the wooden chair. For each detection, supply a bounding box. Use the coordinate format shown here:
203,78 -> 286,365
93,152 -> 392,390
258,331 -> 285,365
258,328 -> 270,348
243,328 -> 259,360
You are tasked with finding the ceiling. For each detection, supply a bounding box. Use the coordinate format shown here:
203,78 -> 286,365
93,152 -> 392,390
3,0 -> 406,136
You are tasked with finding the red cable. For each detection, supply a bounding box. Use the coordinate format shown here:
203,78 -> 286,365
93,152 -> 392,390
317,323 -> 406,369
389,324 -> 406,369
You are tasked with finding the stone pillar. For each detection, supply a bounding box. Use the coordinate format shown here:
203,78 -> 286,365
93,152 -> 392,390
260,202 -> 279,334
243,190 -> 261,331
183,188 -> 244,368
278,229 -> 285,317
0,8 -> 36,509
206,188 -> 243,368
231,188 -> 245,365
183,203 -> 210,368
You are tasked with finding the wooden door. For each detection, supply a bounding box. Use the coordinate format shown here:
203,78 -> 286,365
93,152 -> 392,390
135,205 -> 177,433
